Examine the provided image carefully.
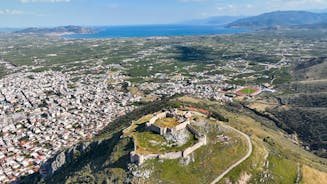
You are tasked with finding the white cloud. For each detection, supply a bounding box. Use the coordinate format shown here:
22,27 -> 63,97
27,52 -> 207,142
19,0 -> 71,3
0,9 -> 25,15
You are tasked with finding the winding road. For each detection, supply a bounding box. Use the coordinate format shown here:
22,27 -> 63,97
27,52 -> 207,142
210,121 -> 253,184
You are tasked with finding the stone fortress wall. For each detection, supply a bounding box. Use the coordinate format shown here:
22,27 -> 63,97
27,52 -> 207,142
131,109 -> 207,166
147,112 -> 168,135
146,110 -> 191,135
183,124 -> 207,157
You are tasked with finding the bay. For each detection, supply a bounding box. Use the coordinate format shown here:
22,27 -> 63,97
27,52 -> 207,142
65,24 -> 248,39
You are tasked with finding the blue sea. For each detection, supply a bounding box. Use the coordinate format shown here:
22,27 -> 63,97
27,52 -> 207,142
65,25 -> 248,39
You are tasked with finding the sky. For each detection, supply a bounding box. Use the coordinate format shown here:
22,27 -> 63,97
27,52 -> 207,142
0,0 -> 327,27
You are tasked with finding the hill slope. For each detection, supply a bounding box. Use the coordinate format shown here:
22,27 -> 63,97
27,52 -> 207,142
227,11 -> 327,29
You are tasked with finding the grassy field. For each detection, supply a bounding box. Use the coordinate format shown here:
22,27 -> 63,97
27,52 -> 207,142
240,88 -> 257,94
154,117 -> 179,128
247,97 -> 279,112
268,154 -> 298,184
301,165 -> 327,184
134,131 -> 196,155
236,87 -> 259,96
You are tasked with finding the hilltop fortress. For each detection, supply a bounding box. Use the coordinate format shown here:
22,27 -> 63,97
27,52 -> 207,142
130,109 -> 207,166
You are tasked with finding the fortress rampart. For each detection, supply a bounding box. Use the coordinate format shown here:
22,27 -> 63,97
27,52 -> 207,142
130,110 -> 207,166
146,110 -> 190,135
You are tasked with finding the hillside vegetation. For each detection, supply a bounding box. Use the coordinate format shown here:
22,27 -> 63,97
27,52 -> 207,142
264,57 -> 327,158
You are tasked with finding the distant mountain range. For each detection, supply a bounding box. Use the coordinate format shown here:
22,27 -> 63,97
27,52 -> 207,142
15,25 -> 94,35
182,11 -> 327,30
227,11 -> 327,29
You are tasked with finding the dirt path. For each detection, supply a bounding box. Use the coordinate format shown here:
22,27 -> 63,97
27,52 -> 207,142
210,122 -> 253,184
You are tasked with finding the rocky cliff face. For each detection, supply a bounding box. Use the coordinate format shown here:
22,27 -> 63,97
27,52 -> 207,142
29,132 -> 129,184
40,140 -> 99,178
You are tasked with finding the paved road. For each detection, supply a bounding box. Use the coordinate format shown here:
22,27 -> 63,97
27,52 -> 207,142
210,122 -> 253,184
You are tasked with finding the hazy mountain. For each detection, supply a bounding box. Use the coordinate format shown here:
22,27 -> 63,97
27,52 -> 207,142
227,11 -> 327,29
182,16 -> 245,25
15,25 -> 94,35
0,28 -> 21,32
